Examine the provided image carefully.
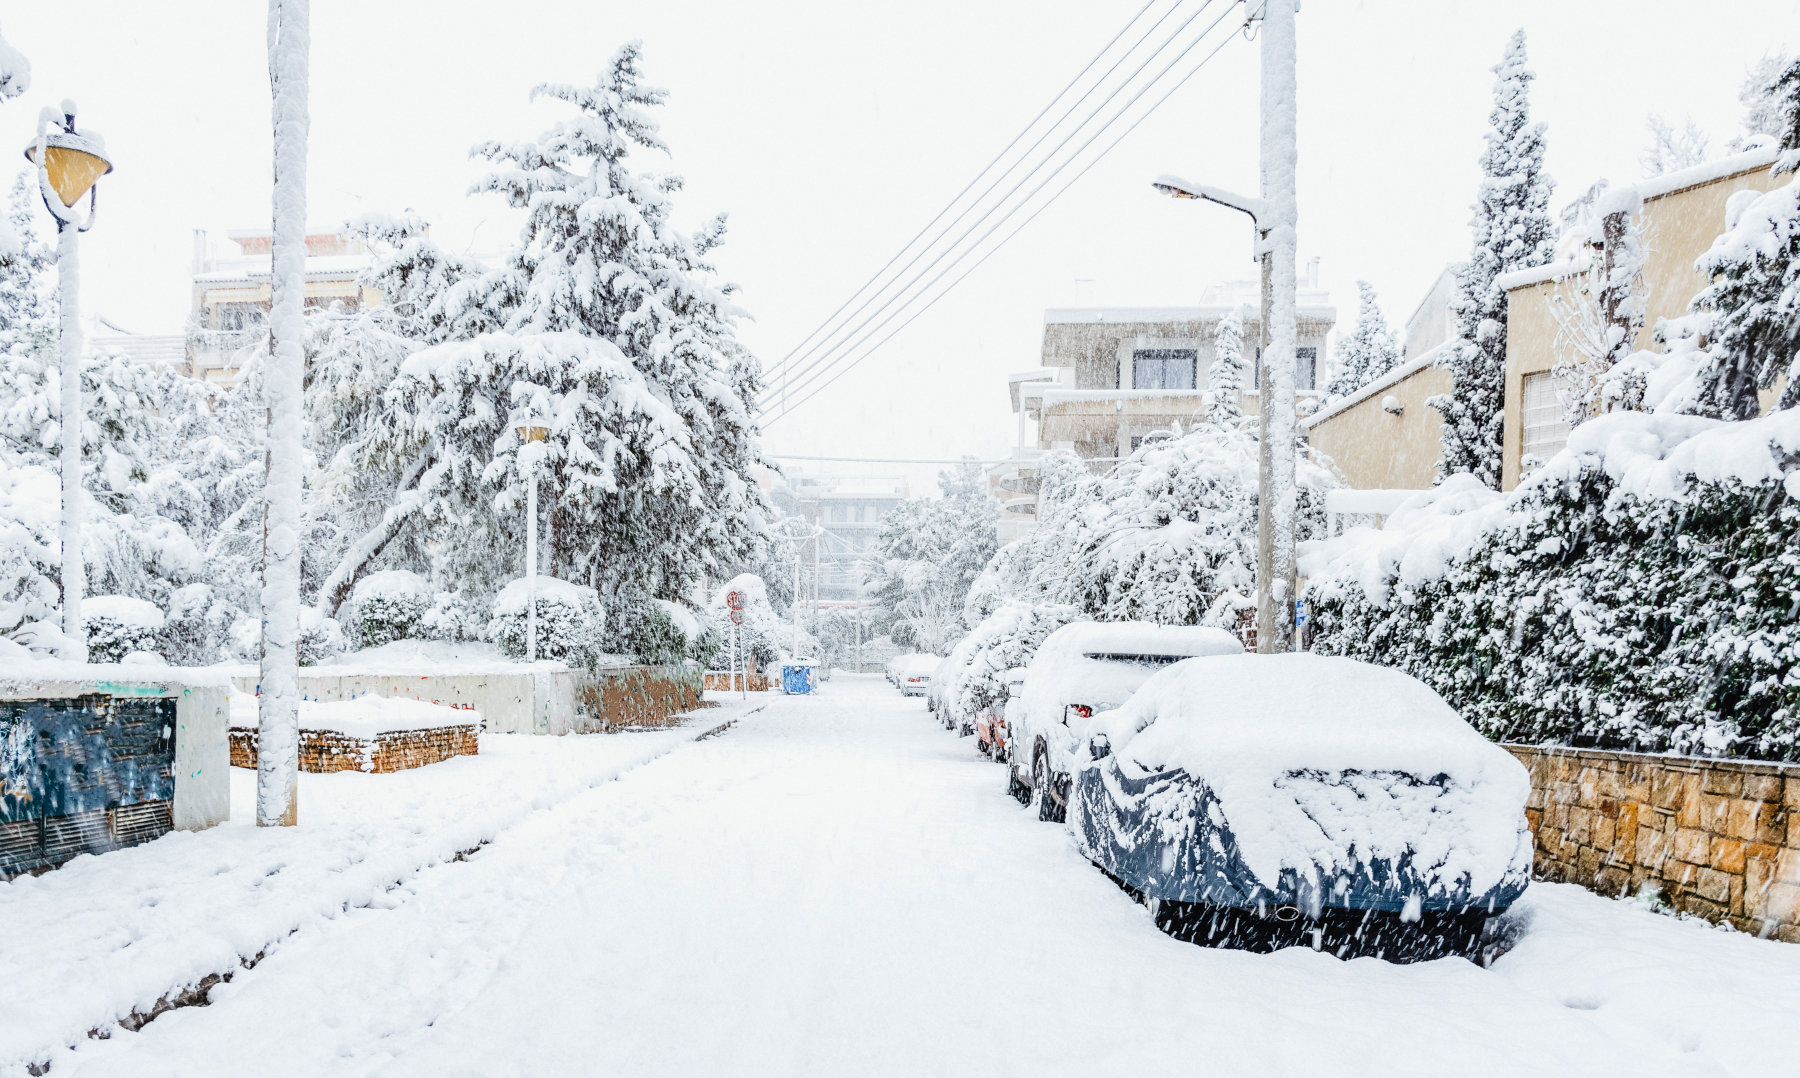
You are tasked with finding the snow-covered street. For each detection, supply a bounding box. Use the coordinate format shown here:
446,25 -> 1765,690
9,676 -> 1794,1077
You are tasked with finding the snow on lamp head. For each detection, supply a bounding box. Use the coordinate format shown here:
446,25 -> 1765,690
24,102 -> 112,230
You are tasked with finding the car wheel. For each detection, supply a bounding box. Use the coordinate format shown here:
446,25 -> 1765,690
1033,751 -> 1058,823
1006,765 -> 1030,805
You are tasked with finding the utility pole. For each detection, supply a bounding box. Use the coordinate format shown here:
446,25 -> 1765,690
1257,0 -> 1299,655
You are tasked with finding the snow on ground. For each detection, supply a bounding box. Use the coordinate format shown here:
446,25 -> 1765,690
0,697 -> 759,1073
12,676 -> 1798,1076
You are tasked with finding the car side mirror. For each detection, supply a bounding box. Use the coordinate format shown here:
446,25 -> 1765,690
1089,733 -> 1111,760
1063,703 -> 1092,726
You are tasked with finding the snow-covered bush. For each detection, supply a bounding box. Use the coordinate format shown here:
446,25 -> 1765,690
297,609 -> 345,667
420,588 -> 485,642
347,569 -> 430,648
1305,409 -> 1800,761
0,457 -> 57,650
980,426 -> 1337,629
614,600 -> 688,666
949,601 -> 1080,721
156,583 -> 236,666
706,573 -> 797,670
82,595 -> 165,664
487,577 -> 607,669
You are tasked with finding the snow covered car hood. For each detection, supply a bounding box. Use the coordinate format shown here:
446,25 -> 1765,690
1085,653 -> 1533,905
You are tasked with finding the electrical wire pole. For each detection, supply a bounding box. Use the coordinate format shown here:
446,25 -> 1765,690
1256,0 -> 1299,654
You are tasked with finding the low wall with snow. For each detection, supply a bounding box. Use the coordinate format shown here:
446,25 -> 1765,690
231,664 -> 702,734
1509,744 -> 1800,942
231,725 -> 478,774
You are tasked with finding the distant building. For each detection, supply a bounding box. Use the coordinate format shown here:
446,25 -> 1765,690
187,228 -> 375,384
993,268 -> 1335,529
766,470 -> 910,603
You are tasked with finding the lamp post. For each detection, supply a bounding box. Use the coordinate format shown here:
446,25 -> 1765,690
1151,176 -> 1287,653
25,102 -> 113,663
516,419 -> 549,662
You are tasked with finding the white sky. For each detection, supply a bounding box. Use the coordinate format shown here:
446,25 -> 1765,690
6,0 -> 1797,493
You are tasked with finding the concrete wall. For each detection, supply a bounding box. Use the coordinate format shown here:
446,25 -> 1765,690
1508,744 -> 1800,942
234,665 -> 702,735
1305,363 -> 1451,490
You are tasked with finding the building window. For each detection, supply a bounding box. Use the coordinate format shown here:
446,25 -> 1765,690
1253,345 -> 1319,392
1131,348 -> 1197,390
1521,371 -> 1571,470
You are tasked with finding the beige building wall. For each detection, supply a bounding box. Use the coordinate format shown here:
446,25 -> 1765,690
1306,363 -> 1451,491
1500,156 -> 1785,490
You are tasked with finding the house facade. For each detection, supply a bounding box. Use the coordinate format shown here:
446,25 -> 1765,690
188,228 -> 376,384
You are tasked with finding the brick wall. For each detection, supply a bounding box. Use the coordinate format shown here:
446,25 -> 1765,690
231,724 -> 478,774
1507,744 -> 1800,942
703,672 -> 771,693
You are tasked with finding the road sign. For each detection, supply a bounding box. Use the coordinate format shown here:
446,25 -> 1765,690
726,589 -> 744,611
729,608 -> 744,626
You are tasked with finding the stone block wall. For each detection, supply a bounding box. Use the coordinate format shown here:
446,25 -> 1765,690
703,672 -> 771,693
577,666 -> 705,728
231,725 -> 478,774
1507,744 -> 1800,942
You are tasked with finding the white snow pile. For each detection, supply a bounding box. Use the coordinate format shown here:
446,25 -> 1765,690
1302,406 -> 1800,605
1020,621 -> 1243,734
0,26 -> 28,101
350,569 -> 429,605
652,598 -> 700,644
1100,653 -> 1532,895
82,594 -> 166,630
302,697 -> 478,738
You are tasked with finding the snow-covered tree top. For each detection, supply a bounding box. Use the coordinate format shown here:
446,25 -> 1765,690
0,26 -> 29,102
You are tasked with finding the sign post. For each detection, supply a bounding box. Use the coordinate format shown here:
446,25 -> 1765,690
726,589 -> 746,699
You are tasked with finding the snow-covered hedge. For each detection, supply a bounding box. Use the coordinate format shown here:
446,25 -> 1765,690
947,601 -> 1080,721
487,577 -> 606,669
82,595 -> 166,663
1304,409 -> 1800,761
0,459 -> 57,647
348,569 -> 430,648
297,609 -> 345,667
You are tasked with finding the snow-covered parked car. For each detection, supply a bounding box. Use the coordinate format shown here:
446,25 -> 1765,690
1072,653 -> 1533,962
1009,622 -> 1242,819
895,654 -> 937,697
976,667 -> 1028,762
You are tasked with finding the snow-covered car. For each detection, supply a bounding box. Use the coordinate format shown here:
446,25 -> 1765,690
931,637 -> 980,733
1072,653 -> 1533,962
896,654 -> 937,697
1008,622 -> 1243,819
976,667 -> 1028,762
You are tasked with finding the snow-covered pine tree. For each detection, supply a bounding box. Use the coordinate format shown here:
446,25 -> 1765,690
1687,56 -> 1800,419
0,174 -> 54,358
1324,282 -> 1399,403
869,462 -> 998,654
1640,115 -> 1710,178
362,42 -> 769,632
1429,30 -> 1555,487
1207,309 -> 1246,425
1732,51 -> 1794,152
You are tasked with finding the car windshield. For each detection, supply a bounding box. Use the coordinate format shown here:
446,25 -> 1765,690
1081,652 -> 1189,667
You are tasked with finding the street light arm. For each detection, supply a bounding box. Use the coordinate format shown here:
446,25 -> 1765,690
1151,173 -> 1269,225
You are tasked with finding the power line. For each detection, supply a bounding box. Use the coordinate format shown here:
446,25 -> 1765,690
762,1 -> 1221,408
764,8 -> 1245,424
763,0 -> 1163,400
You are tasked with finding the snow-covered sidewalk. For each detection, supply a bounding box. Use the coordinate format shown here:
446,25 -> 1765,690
11,677 -> 1800,1076
0,696 -> 761,1073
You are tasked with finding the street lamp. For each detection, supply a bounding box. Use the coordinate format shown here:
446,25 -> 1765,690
516,418 -> 549,662
1153,171 -> 1292,654
25,102 -> 113,663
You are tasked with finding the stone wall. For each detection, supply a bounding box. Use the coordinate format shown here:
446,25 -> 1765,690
231,724 -> 479,774
703,672 -> 771,693
578,665 -> 704,729
1507,744 -> 1800,942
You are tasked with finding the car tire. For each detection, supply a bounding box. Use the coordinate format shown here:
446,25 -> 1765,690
1033,751 -> 1059,823
1006,765 -> 1030,805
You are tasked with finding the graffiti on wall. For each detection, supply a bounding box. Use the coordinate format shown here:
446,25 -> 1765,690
0,694 -> 178,877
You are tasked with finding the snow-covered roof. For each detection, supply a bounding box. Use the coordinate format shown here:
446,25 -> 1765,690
91,333 -> 187,368
194,254 -> 370,286
1302,341 -> 1452,429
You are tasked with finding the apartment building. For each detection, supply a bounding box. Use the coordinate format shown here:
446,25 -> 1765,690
187,228 -> 375,384
992,270 -> 1335,528
766,470 -> 909,603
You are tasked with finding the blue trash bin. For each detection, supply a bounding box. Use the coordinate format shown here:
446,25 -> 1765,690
781,663 -> 817,695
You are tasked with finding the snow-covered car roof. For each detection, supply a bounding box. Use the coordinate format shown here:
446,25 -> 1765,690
1021,622 -> 1243,734
1097,653 -> 1531,897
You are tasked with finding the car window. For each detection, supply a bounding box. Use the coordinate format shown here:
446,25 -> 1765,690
1081,652 -> 1187,667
